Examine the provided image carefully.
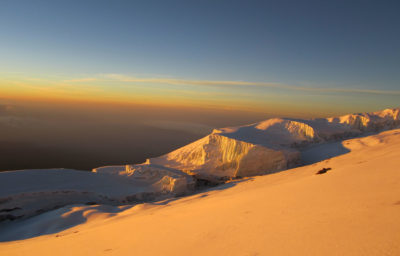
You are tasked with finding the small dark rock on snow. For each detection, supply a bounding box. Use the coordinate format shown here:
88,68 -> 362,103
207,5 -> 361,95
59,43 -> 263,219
316,167 -> 332,175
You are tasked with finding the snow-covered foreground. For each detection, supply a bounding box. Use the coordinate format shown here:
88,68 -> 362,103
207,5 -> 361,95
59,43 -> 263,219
1,129 -> 399,255
0,165 -> 195,221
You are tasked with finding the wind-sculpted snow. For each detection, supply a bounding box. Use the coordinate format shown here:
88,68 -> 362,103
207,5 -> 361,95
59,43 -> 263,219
0,167 -> 194,221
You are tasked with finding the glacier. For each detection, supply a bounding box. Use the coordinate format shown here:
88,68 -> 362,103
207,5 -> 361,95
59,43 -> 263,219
0,108 -> 399,221
145,108 -> 400,181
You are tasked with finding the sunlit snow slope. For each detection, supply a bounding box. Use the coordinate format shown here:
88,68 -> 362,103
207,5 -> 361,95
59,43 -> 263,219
1,129 -> 399,255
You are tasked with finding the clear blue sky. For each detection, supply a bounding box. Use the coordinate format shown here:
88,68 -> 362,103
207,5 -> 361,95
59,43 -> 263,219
1,0 -> 399,115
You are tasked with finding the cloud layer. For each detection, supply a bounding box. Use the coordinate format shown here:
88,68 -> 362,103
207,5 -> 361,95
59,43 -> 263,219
65,74 -> 400,96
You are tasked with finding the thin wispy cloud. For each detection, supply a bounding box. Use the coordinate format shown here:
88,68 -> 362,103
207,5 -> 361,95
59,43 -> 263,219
62,78 -> 100,83
65,74 -> 400,95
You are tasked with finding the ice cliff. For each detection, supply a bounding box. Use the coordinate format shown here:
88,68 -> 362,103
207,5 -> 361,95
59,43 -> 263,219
145,108 -> 400,181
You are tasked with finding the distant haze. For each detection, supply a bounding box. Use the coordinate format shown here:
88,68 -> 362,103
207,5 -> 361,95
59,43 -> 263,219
0,98 -> 275,171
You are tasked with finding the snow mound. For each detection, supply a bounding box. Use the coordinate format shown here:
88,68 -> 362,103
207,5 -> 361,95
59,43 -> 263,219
93,164 -> 195,194
125,164 -> 195,194
214,118 -> 318,146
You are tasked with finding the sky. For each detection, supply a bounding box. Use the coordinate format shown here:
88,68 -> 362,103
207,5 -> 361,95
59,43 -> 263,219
0,0 -> 400,171
0,0 -> 399,116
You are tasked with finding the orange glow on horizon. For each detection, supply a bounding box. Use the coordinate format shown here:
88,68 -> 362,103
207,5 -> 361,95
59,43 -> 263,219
1,77 -> 381,119
0,92 -> 347,119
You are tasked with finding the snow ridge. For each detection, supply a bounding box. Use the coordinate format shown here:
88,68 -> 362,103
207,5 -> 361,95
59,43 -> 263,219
146,108 -> 400,180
